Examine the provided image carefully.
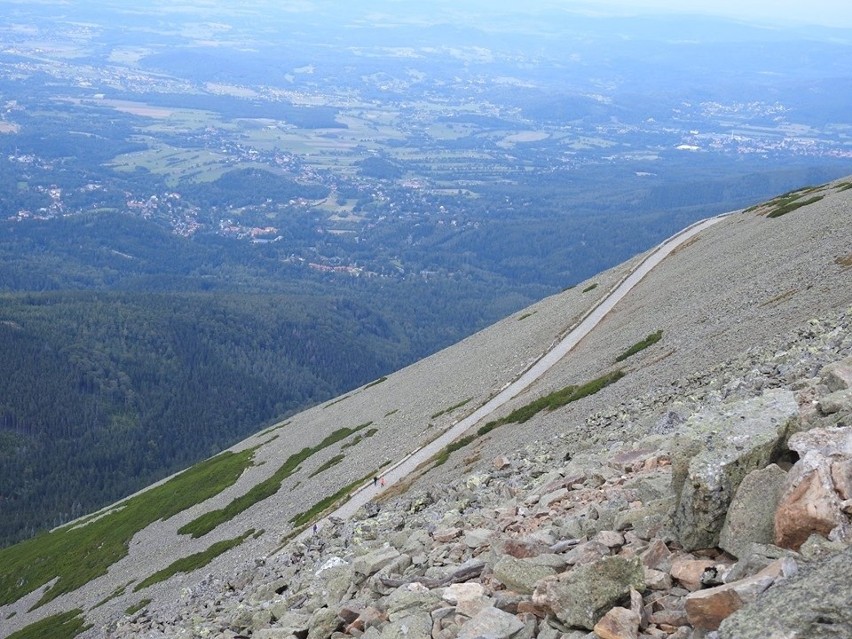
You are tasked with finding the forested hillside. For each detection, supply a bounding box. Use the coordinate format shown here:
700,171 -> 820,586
0,280 -> 534,548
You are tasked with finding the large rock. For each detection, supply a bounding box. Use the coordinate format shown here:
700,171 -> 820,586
719,464 -> 787,558
774,426 -> 852,550
353,546 -> 402,577
719,546 -> 852,639
670,389 -> 799,550
386,584 -> 442,621
379,612 -> 433,639
820,357 -> 852,392
531,556 -> 644,630
456,606 -> 526,639
818,389 -> 852,415
492,555 -> 558,595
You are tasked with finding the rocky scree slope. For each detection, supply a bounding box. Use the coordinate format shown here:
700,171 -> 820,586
1,178 -> 851,638
107,309 -> 852,639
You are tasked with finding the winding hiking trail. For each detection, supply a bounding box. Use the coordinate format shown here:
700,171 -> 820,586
300,214 -> 726,537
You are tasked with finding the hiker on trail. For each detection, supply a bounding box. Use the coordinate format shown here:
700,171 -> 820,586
373,476 -> 378,487
380,476 -> 386,487
312,523 -> 318,535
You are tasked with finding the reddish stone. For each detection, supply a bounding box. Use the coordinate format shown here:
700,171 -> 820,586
593,607 -> 640,639
670,557 -> 716,591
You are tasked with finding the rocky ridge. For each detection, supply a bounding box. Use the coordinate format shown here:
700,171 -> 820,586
105,305 -> 852,639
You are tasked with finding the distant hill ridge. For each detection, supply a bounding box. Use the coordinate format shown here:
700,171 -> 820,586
1,177 -> 850,638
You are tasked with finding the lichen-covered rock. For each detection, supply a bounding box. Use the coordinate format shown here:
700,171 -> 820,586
719,464 -> 787,558
379,612 -> 433,639
353,546 -> 402,577
719,547 -> 852,639
456,606 -> 526,639
670,389 -> 799,550
820,357 -> 852,392
532,556 -> 644,630
492,555 -> 558,595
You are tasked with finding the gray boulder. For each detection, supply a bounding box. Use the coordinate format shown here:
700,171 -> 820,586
670,389 -> 799,550
719,464 -> 788,558
532,556 -> 645,630
492,555 -> 558,595
353,546 -> 402,577
380,612 -> 433,639
719,546 -> 852,638
820,357 -> 852,392
457,606 -> 526,639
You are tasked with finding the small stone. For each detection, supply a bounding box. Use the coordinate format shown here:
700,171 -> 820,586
670,557 -> 717,592
593,530 -> 626,549
593,606 -> 640,639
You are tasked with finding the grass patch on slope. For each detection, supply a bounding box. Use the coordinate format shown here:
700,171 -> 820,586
125,599 -> 151,615
488,369 -> 626,427
134,530 -> 253,592
341,427 -> 378,450
6,609 -> 92,639
178,422 -> 374,538
433,370 -> 625,467
309,454 -> 345,477
766,194 -> 824,218
364,376 -> 388,389
0,449 -> 255,609
289,475 -> 368,528
431,398 -> 473,419
615,330 -> 663,362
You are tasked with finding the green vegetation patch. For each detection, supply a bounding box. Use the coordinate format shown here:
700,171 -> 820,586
766,194 -> 824,218
615,330 -> 663,362
179,422 -> 374,538
310,454 -> 346,478
341,427 -> 378,450
431,398 -> 473,419
364,376 -> 389,389
434,370 -> 625,469
517,311 -> 535,321
134,530 -> 253,592
125,599 -> 151,616
432,434 -> 478,468
92,583 -> 130,609
0,449 -> 255,608
6,609 -> 92,639
324,395 -> 352,409
582,283 -> 599,293
289,474 -> 373,528
490,370 -> 626,426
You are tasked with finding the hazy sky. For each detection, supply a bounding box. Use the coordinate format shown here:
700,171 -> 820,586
568,0 -> 852,28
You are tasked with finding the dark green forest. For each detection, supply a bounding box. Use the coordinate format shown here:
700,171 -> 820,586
0,281 -> 528,546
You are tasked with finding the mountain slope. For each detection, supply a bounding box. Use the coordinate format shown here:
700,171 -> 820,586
1,178 -> 850,637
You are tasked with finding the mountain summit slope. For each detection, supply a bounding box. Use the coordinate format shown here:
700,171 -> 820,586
1,179 -> 851,638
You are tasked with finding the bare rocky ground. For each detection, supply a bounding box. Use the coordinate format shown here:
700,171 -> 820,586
2,178 -> 851,638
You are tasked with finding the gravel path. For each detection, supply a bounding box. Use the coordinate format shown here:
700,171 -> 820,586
306,214 -> 726,530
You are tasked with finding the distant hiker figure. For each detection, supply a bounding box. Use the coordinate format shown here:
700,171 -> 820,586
373,476 -> 378,487
380,476 -> 386,487
312,523 -> 318,535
